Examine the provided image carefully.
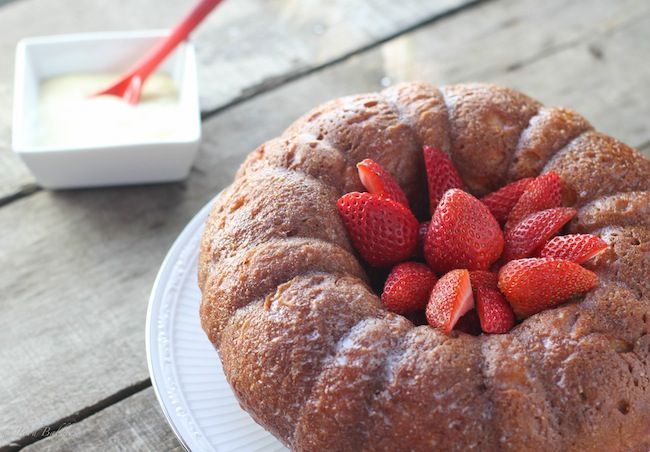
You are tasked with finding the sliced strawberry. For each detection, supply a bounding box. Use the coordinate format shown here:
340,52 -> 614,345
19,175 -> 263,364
423,145 -> 464,214
426,269 -> 474,333
424,189 -> 504,273
538,234 -> 608,264
455,309 -> 482,336
503,207 -> 576,262
337,192 -> 419,267
476,287 -> 515,334
469,270 -> 499,292
381,262 -> 437,314
356,159 -> 409,206
481,177 -> 534,225
506,171 -> 562,230
414,221 -> 431,258
498,258 -> 599,318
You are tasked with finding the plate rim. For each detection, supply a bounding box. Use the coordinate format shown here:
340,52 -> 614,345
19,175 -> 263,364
145,192 -> 221,452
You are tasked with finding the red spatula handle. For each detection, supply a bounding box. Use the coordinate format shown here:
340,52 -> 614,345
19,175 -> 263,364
127,0 -> 224,82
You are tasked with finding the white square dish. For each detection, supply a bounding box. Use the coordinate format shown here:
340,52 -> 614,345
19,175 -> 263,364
12,30 -> 201,189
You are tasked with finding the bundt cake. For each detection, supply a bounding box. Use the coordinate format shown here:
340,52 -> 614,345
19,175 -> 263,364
198,82 -> 650,451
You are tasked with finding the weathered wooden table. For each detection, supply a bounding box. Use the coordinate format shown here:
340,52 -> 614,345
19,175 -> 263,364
1,0 -> 648,450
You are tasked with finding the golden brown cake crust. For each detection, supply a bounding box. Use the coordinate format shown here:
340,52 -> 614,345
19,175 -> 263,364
199,83 -> 650,451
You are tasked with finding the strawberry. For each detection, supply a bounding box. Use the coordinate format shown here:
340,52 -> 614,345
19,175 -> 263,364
453,273 -> 492,335
469,270 -> 499,292
423,145 -> 464,214
455,309 -> 482,336
356,159 -> 409,206
481,177 -> 534,225
498,258 -> 599,318
426,269 -> 474,333
506,171 -> 562,230
476,287 -> 515,334
502,207 -> 576,262
538,234 -> 608,264
337,192 -> 419,267
381,262 -> 437,314
424,189 -> 504,273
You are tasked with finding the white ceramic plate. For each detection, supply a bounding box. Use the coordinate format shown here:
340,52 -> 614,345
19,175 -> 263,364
146,194 -> 288,452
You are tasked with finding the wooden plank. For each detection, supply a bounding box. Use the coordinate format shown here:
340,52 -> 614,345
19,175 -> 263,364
2,0 -> 650,447
0,0 -> 475,202
21,388 -> 182,452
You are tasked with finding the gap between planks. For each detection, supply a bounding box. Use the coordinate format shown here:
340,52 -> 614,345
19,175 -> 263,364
199,0 -> 492,122
0,379 -> 152,452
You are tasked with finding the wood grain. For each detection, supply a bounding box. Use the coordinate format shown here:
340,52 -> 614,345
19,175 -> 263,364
20,388 -> 182,452
2,0 -> 650,448
0,0 -> 474,202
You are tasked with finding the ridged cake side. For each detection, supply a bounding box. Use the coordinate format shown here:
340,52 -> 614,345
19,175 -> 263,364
199,83 -> 650,451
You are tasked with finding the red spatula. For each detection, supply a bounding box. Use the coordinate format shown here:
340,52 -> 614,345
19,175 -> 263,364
95,0 -> 224,105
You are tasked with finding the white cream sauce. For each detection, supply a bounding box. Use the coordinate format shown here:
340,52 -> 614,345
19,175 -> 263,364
37,73 -> 185,147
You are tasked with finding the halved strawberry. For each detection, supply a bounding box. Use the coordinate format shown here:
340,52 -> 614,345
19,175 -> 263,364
337,192 -> 419,267
538,234 -> 608,264
476,287 -> 515,334
457,273 -> 493,335
502,207 -> 576,262
357,159 -> 409,206
469,270 -> 499,293
424,189 -> 504,273
426,269 -> 474,333
498,258 -> 599,318
506,171 -> 562,230
423,145 -> 464,214
381,262 -> 437,314
480,177 -> 534,225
